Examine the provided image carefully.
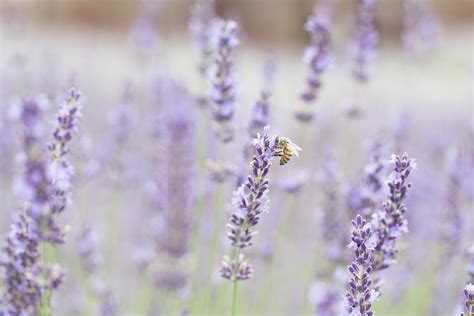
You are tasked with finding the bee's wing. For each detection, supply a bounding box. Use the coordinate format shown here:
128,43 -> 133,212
290,142 -> 303,158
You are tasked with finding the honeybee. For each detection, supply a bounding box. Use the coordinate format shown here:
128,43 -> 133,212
273,136 -> 302,165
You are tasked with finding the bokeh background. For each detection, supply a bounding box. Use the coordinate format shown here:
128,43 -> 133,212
1,0 -> 473,315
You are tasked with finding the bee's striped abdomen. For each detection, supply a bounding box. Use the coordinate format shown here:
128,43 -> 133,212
280,146 -> 293,165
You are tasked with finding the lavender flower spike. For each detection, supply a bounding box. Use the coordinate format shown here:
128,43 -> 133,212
48,88 -> 82,219
462,283 -> 474,316
345,215 -> 379,316
0,211 -> 42,315
77,226 -> 118,316
300,5 -> 331,104
210,19 -> 239,142
220,128 -> 275,281
296,3 -> 332,122
351,0 -> 378,82
371,153 -> 416,271
189,0 -> 215,77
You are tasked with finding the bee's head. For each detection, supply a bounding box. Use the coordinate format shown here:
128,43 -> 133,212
275,136 -> 289,146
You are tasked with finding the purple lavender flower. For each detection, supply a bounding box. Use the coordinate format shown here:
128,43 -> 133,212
189,0 -> 216,77
11,99 -> 63,247
48,88 -> 82,219
314,158 -> 348,265
296,3 -> 332,122
308,282 -> 343,316
350,0 -> 379,82
247,91 -> 271,139
402,0 -> 441,56
300,5 -> 332,104
129,0 -> 162,50
346,140 -> 386,219
459,246 -> 474,316
107,86 -> 132,148
371,153 -> 416,272
210,19 -> 239,142
462,283 -> 474,316
77,226 -> 118,316
0,211 -> 42,315
440,147 -> 464,251
345,214 -> 379,316
236,91 -> 272,186
145,82 -> 197,295
220,128 -> 276,281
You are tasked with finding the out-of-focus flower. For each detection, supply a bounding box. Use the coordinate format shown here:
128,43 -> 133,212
350,0 -> 378,82
0,211 -> 42,315
300,4 -> 332,104
129,0 -> 162,50
402,0 -> 441,57
346,140 -> 386,219
280,171 -> 308,195
77,226 -> 118,316
210,19 -> 239,142
296,2 -> 333,122
247,91 -> 271,139
315,158 -> 346,262
189,0 -> 216,77
144,82 -> 198,296
308,282 -> 343,316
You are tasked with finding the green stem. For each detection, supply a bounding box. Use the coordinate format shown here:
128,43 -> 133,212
231,279 -> 239,316
230,247 -> 241,316
39,214 -> 56,316
201,143 -> 225,313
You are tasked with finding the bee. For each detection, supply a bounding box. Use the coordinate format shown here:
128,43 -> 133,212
273,136 -> 302,165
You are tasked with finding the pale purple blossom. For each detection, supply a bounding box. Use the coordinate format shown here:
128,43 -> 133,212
350,0 -> 379,82
402,0 -> 441,56
345,215 -> 379,316
210,19 -> 239,142
371,153 -> 416,272
221,128 -> 275,281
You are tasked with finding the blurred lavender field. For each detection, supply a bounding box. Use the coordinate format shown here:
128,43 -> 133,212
0,0 -> 473,315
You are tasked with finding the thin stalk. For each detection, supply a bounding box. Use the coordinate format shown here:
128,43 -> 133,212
39,217 -> 55,316
202,143 -> 225,313
230,248 -> 241,316
191,109 -> 210,278
231,280 -> 239,316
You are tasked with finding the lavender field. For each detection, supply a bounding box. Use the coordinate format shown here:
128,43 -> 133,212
0,0 -> 473,315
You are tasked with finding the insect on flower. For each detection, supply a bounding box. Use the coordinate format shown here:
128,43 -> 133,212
273,136 -> 302,165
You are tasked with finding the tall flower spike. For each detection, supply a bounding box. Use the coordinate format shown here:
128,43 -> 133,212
210,19 -> 239,142
345,215 -> 379,316
1,99 -> 49,314
247,91 -> 270,140
48,88 -> 82,218
189,0 -> 216,77
296,3 -> 332,122
351,0 -> 378,82
77,225 -> 118,316
300,4 -> 332,104
346,140 -> 386,219
402,0 -> 441,57
0,211 -> 42,315
371,153 -> 416,272
221,128 -> 276,281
